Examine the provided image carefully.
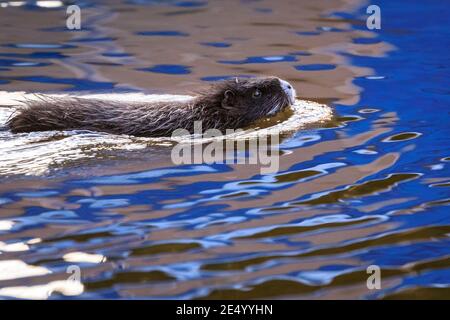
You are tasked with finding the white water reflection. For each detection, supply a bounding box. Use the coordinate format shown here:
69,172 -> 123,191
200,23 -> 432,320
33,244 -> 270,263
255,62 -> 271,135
63,251 -> 106,264
0,280 -> 83,299
0,260 -> 50,281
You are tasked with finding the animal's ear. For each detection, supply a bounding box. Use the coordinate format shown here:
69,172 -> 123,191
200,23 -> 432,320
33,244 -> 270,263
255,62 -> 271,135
221,90 -> 236,109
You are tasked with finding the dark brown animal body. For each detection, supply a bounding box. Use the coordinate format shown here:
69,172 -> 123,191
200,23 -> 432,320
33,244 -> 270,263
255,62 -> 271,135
7,77 -> 296,137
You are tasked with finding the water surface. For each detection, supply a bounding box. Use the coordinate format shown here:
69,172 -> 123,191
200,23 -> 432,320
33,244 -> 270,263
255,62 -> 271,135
0,0 -> 449,299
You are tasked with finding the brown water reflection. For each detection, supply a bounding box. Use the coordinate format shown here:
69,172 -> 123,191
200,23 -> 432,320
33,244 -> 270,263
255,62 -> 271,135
0,0 -> 392,101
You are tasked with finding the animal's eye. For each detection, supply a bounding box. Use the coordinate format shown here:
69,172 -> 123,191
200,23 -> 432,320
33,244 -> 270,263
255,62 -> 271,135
252,89 -> 262,98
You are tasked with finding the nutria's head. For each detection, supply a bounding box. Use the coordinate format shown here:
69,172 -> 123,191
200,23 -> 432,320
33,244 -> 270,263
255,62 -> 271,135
200,76 -> 296,125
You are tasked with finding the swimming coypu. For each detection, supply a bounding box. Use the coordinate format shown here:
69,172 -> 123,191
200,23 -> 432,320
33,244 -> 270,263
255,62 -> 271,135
7,77 -> 296,137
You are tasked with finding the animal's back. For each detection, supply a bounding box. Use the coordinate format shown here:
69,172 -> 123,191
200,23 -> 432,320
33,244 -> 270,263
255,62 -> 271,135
8,96 -> 127,134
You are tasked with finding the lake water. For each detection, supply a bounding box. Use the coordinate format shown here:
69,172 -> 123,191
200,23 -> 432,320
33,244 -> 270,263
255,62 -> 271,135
0,0 -> 449,299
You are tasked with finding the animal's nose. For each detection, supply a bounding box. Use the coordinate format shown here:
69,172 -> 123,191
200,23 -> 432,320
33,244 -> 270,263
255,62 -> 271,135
278,78 -> 296,104
278,78 -> 293,91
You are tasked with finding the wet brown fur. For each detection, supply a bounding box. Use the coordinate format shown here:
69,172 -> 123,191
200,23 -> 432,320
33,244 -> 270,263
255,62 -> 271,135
7,77 -> 291,137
